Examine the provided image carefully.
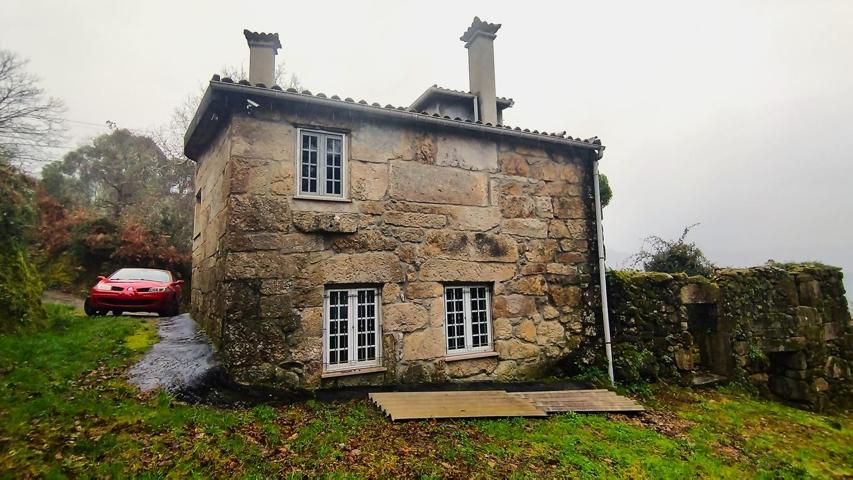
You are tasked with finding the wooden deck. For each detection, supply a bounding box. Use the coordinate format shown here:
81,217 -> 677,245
368,391 -> 547,420
510,390 -> 645,413
369,389 -> 643,420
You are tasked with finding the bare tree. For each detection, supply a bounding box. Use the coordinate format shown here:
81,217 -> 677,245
136,60 -> 302,251
153,59 -> 302,162
213,59 -> 302,90
0,50 -> 66,168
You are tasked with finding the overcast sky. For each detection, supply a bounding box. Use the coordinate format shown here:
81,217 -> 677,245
3,0 -> 851,300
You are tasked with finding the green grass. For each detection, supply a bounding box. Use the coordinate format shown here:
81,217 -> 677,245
0,306 -> 851,478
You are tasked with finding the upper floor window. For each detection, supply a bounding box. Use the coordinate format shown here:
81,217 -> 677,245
298,128 -> 346,199
444,285 -> 493,355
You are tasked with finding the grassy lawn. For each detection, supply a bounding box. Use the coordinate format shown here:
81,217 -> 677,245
1,305 -> 851,479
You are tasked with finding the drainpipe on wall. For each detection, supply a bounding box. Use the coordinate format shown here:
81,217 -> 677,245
472,96 -> 480,122
592,150 -> 615,385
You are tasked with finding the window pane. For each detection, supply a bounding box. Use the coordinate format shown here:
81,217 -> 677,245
327,290 -> 348,365
301,133 -> 319,194
355,289 -> 377,362
470,287 -> 490,348
325,136 -> 342,196
445,287 -> 466,350
325,286 -> 378,370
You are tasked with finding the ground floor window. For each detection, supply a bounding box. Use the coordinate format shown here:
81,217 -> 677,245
324,287 -> 381,371
444,285 -> 493,355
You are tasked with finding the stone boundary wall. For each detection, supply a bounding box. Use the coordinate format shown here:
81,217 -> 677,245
717,265 -> 851,409
571,265 -> 851,410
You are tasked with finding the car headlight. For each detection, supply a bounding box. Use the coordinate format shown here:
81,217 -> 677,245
94,283 -> 112,291
148,286 -> 168,292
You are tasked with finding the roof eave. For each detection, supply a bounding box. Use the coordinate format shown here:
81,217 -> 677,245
409,86 -> 471,110
409,86 -> 514,111
184,81 -> 603,161
183,85 -> 215,157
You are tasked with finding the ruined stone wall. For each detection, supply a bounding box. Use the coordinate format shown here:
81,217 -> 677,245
190,125 -> 232,342
574,265 -> 851,410
195,104 -> 599,390
717,265 -> 851,410
569,271 -> 714,385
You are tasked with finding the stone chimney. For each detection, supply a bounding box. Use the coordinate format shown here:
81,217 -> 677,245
243,29 -> 282,87
460,17 -> 501,124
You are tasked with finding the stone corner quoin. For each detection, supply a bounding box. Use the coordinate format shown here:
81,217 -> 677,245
190,105 -> 601,391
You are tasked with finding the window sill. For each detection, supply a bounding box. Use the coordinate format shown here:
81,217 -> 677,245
294,194 -> 352,203
321,366 -> 387,379
444,351 -> 499,363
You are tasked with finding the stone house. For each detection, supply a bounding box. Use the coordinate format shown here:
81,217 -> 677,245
184,18 -> 607,390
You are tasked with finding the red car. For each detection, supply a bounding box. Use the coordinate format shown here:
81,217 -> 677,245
84,268 -> 183,317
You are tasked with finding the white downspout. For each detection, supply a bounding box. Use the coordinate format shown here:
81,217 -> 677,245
472,96 -> 480,122
592,152 -> 615,385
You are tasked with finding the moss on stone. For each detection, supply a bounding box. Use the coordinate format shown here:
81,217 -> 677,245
573,266 -> 851,409
0,249 -> 46,332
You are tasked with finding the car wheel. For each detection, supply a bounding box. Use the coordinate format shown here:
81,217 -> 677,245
84,299 -> 96,317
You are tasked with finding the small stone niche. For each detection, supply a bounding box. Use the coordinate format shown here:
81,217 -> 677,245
686,303 -> 733,378
767,350 -> 812,404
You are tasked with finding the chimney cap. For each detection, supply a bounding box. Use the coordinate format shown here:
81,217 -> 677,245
460,17 -> 501,45
243,29 -> 282,51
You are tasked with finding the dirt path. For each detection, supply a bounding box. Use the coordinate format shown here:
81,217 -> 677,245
42,290 -> 84,310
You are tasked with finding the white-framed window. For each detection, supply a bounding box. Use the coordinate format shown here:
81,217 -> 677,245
323,287 -> 381,372
444,285 -> 493,355
297,128 -> 346,199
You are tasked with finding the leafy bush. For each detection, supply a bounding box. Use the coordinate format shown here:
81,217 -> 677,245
37,252 -> 76,290
0,157 -> 36,246
113,222 -> 190,273
598,173 -> 612,208
32,188 -> 191,293
0,250 -> 46,332
613,344 -> 659,384
0,157 -> 45,331
631,224 -> 715,277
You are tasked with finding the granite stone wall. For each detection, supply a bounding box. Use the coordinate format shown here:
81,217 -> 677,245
190,125 -> 232,343
717,265 -> 851,410
572,265 -> 851,410
191,104 -> 600,390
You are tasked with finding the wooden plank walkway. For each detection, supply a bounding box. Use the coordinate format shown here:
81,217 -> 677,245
510,390 -> 645,413
368,391 -> 547,420
369,390 -> 643,420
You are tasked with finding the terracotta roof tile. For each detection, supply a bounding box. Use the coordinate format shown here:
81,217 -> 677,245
410,85 -> 514,111
243,30 -> 282,50
193,78 -> 604,152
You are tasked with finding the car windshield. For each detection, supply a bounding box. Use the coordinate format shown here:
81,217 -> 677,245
109,268 -> 171,283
